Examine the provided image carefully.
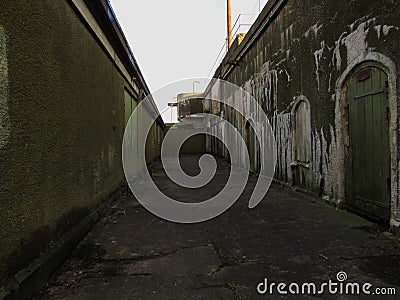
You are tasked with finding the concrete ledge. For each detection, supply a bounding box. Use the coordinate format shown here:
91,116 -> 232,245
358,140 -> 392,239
2,185 -> 126,300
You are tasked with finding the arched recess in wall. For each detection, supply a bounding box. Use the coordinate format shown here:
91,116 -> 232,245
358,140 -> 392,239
335,53 -> 398,226
291,96 -> 312,188
245,119 -> 261,173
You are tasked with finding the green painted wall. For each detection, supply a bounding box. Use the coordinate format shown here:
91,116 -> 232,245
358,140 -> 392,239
0,0 -> 158,286
145,115 -> 164,164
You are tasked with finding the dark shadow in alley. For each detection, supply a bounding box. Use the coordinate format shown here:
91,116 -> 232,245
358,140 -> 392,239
150,155 -> 233,204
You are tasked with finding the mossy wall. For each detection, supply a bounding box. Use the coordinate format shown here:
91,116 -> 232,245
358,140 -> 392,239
0,0 -> 154,285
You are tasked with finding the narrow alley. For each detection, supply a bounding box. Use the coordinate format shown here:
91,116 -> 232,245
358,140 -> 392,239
1,0 -> 400,299
36,155 -> 400,299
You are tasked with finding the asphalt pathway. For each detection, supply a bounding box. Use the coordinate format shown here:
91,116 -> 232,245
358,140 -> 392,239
36,155 -> 400,299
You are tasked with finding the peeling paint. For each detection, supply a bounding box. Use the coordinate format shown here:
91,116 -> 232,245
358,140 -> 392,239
382,25 -> 399,36
285,24 -> 294,47
307,125 -> 340,201
275,57 -> 286,67
374,25 -> 382,39
311,130 -> 322,191
314,41 -> 325,90
304,23 -> 323,38
331,18 -> 394,70
332,32 -> 347,70
272,113 -> 292,183
349,16 -> 373,31
328,73 -> 332,92
0,27 -> 10,150
321,125 -> 339,201
279,69 -> 292,86
344,21 -> 370,65
260,62 -> 279,112
285,49 -> 290,61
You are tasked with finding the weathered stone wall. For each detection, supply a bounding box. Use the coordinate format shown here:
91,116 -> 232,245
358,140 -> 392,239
0,0 -> 162,285
208,0 -> 399,222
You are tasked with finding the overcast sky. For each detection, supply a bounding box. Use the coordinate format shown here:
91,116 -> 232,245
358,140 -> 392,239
109,0 -> 269,121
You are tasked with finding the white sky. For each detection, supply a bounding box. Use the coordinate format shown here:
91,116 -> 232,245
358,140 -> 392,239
109,0 -> 269,122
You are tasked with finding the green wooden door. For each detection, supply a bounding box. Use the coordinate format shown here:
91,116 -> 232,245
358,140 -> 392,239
346,67 -> 390,222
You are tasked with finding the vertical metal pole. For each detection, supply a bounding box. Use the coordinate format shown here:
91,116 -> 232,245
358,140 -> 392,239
227,0 -> 232,49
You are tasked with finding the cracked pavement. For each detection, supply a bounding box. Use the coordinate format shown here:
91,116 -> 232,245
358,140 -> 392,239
36,155 -> 400,299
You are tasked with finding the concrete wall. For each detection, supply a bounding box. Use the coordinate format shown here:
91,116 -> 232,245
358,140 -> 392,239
164,117 -> 207,155
0,0 -> 163,288
207,0 -> 399,225
177,93 -> 204,121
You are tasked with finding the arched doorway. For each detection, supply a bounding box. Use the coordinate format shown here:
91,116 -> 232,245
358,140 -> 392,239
291,96 -> 311,188
345,65 -> 390,222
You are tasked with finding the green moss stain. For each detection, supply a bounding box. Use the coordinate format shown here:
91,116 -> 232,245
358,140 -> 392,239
0,0 -> 128,283
0,26 -> 9,150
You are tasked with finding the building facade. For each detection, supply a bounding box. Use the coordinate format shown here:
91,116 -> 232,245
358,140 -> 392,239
205,0 -> 399,228
0,0 -> 164,295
